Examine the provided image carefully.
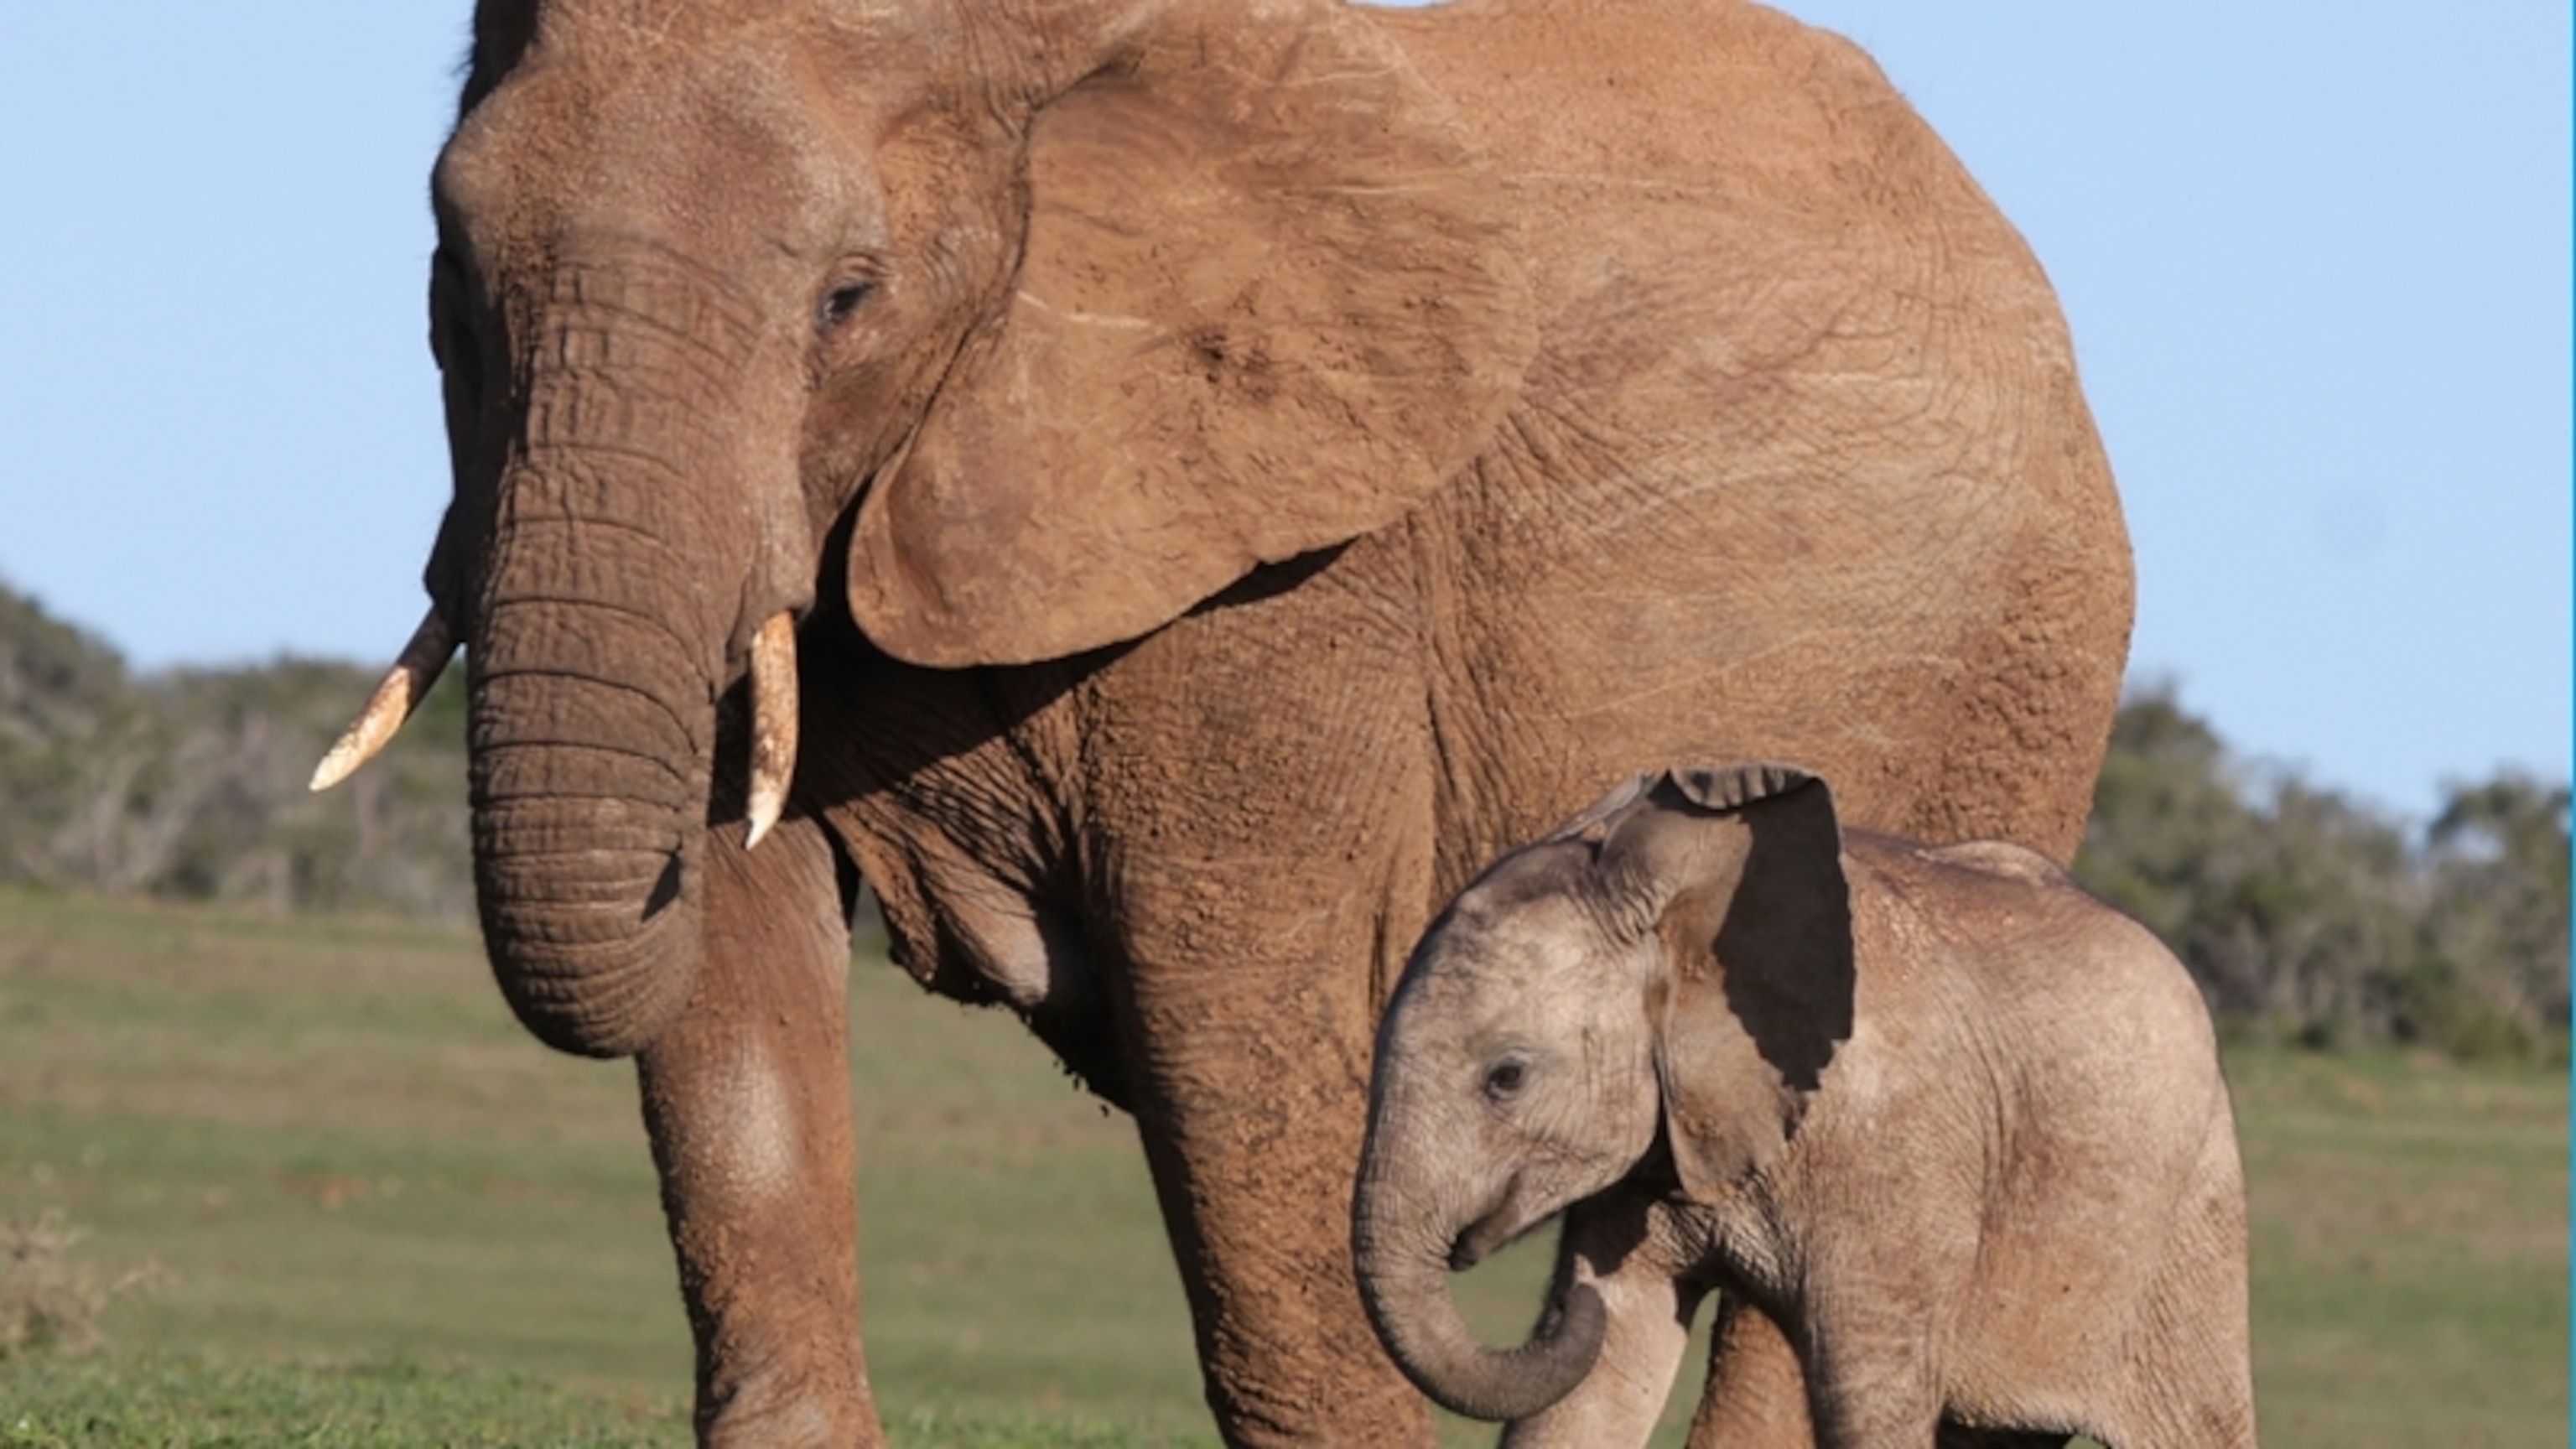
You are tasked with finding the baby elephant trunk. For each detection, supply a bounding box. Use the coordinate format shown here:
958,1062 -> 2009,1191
1351,1175 -> 1607,1421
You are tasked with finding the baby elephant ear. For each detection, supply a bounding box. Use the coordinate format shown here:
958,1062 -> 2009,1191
1544,771 -> 1662,845
849,0 -> 1536,667
1604,764 -> 1855,1202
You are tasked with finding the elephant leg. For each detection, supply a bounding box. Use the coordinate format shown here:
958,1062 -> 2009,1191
1503,1192 -> 1706,1449
1799,1308 -> 1944,1449
1109,899 -> 1435,1445
636,817 -> 879,1449
1065,560 -> 1452,1446
1688,1296 -> 1815,1449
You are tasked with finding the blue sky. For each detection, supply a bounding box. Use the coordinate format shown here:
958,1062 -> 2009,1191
0,4 -> 2565,820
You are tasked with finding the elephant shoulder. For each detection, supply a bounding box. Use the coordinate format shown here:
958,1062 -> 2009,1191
1844,832 -> 2071,896
1915,839 -> 2074,890
1844,834 -> 2112,978
1860,835 -> 2205,1036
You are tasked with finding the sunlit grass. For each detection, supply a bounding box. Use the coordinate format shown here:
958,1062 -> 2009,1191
0,889 -> 2562,1446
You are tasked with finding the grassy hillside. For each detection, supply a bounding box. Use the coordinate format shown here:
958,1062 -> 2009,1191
0,891 -> 2563,1446
8,573 -> 2565,1069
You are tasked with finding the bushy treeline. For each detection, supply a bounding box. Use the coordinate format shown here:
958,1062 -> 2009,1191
2074,683 -> 2569,1062
2,580 -> 2564,1058
0,584 -> 473,921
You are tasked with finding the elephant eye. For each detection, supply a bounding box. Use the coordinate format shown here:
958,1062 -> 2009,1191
1483,1058 -> 1528,1101
817,278 -> 876,334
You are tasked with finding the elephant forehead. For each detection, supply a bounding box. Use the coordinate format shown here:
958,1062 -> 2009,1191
516,0 -> 933,83
1459,838 -> 1600,914
1419,891 -> 1613,1004
439,21 -> 901,275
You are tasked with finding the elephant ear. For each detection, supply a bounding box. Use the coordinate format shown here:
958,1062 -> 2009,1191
849,0 -> 1536,667
1599,764 -> 1856,1203
1544,771 -> 1660,846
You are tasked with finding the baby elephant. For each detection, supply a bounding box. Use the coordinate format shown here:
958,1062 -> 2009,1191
1353,764 -> 2257,1449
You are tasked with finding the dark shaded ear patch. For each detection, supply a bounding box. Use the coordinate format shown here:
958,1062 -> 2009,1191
1642,761 -> 1853,1200
1711,787 -> 1853,1093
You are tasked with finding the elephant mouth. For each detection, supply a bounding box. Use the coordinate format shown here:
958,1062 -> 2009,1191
1448,1176 -> 1550,1271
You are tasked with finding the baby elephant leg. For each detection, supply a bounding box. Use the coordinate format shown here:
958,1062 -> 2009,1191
1799,1306 -> 1947,1449
1688,1296 -> 1815,1449
1504,1190 -> 1706,1449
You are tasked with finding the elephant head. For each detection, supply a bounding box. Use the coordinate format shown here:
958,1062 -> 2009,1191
312,0 -> 1535,1057
1351,761 -> 1856,1421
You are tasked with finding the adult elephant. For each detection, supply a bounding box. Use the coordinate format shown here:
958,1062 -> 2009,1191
319,0 -> 2131,1443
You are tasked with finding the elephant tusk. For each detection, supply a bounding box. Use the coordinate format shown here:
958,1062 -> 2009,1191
309,609 -> 456,792
743,611 -> 799,849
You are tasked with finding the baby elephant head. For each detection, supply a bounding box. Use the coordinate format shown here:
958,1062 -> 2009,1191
1352,762 -> 1856,1421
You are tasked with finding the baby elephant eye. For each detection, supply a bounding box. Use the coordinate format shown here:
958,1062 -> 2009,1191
1483,1059 -> 1528,1100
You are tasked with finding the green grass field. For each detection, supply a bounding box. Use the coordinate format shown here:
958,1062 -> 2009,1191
0,891 -> 2563,1446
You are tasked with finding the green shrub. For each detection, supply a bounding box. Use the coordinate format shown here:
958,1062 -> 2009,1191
2078,683 -> 2569,1060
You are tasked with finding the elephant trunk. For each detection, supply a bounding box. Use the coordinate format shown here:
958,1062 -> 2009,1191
1351,1150 -> 1607,1421
461,282 -> 798,1059
468,593 -> 714,1058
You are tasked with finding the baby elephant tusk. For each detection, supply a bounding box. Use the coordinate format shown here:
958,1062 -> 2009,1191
309,610 -> 456,792
743,611 -> 800,849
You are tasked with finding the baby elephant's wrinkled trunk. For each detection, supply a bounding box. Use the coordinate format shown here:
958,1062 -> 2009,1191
1350,1118 -> 1607,1420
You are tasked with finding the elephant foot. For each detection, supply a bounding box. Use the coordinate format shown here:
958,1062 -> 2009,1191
696,1365 -> 885,1449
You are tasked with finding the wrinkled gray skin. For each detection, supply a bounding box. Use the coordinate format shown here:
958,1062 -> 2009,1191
1354,766 -> 2259,1449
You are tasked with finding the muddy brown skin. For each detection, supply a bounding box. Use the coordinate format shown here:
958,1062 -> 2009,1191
389,2 -> 2131,1444
1355,768 -> 2257,1448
